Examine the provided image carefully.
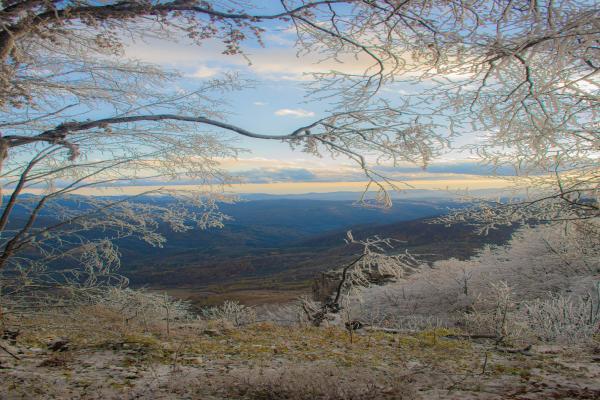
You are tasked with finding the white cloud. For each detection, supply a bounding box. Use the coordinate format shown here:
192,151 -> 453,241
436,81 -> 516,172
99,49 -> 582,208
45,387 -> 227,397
125,37 -> 377,82
264,32 -> 296,46
274,108 -> 315,118
187,65 -> 221,79
253,101 -> 267,106
124,34 -> 467,84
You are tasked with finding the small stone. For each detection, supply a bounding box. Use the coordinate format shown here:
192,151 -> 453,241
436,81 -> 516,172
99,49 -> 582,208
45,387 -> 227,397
202,329 -> 220,337
182,356 -> 202,364
2,329 -> 20,345
47,338 -> 70,352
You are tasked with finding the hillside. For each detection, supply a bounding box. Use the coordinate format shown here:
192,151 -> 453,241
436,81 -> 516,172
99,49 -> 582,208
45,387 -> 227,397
1,222 -> 597,400
1,195 -> 515,306
120,199 -> 515,306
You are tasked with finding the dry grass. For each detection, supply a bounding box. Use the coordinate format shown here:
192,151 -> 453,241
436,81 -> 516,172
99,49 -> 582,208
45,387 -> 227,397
2,309 -> 599,399
231,365 -> 417,400
2,275 -> 599,400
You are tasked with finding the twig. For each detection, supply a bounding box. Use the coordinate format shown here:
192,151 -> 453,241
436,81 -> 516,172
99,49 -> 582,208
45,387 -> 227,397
365,327 -> 500,340
444,334 -> 500,340
363,326 -> 418,334
0,342 -> 20,360
481,352 -> 489,375
495,344 -> 532,356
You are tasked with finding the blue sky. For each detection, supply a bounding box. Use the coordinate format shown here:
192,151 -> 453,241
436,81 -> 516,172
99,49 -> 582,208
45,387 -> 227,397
118,5 -> 509,193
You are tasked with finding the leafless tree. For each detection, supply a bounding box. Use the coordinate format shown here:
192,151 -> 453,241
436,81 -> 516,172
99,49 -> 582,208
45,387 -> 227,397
0,1 -> 451,301
0,1 -> 597,306
378,0 -> 600,224
302,230 -> 421,326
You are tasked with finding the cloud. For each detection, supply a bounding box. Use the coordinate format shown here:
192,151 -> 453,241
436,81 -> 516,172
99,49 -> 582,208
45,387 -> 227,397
264,32 -> 296,46
218,157 -> 362,182
188,65 -> 221,78
237,168 -> 319,183
373,162 -> 517,177
217,157 -> 518,184
124,37 -> 379,82
253,101 -> 267,106
124,29 -> 470,84
274,108 -> 315,118
100,157 -> 517,192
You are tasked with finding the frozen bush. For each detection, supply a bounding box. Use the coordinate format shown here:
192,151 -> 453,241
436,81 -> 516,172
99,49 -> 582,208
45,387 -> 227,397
260,296 -> 320,326
356,223 -> 599,338
201,300 -> 256,327
460,281 -> 600,344
523,283 -> 600,343
93,288 -> 193,328
460,281 -> 528,340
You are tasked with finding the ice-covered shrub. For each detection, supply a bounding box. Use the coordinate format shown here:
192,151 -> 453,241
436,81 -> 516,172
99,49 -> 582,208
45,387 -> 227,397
201,300 -> 256,327
459,281 -> 528,340
356,223 -> 599,337
522,284 -> 600,343
459,281 -> 600,344
92,288 -> 193,330
261,296 -> 320,326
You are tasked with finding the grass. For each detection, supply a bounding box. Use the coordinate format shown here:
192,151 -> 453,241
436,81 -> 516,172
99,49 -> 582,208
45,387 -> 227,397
3,305 -> 599,399
10,306 -> 475,369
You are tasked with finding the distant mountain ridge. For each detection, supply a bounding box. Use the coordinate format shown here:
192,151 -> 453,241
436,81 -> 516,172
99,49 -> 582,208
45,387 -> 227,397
1,194 -> 515,306
238,189 -> 507,201
117,198 -> 514,306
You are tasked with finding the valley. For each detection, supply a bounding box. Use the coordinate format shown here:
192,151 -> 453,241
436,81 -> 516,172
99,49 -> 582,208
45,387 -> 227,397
118,196 -> 516,307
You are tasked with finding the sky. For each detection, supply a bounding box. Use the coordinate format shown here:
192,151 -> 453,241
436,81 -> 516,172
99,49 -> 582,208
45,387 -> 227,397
114,3 -> 510,196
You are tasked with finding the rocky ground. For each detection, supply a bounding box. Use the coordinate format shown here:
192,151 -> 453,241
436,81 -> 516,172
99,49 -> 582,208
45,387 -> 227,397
2,322 -> 599,399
